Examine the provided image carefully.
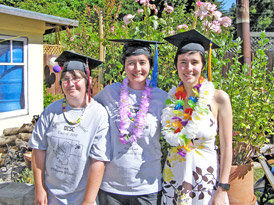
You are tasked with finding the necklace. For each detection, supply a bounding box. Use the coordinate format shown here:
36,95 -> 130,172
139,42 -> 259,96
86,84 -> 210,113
161,77 -> 215,156
62,98 -> 86,125
119,78 -> 152,144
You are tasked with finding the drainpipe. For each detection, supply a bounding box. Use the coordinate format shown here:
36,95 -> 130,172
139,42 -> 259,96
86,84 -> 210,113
236,0 -> 252,75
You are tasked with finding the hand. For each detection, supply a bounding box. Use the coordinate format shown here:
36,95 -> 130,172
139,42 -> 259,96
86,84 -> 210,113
82,200 -> 95,205
35,187 -> 48,205
211,188 -> 227,205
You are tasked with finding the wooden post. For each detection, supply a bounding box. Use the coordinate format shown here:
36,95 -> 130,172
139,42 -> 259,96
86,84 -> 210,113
236,0 -> 252,75
98,9 -> 104,91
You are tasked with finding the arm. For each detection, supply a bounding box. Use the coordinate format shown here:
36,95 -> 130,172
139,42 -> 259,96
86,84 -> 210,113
32,149 -> 47,205
212,90 -> 233,204
82,159 -> 105,205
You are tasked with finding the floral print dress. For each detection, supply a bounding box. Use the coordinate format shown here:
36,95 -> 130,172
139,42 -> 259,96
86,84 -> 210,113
162,109 -> 220,204
161,80 -> 229,204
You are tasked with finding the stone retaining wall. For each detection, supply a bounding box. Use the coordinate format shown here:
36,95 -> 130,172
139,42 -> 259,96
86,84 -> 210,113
0,183 -> 34,205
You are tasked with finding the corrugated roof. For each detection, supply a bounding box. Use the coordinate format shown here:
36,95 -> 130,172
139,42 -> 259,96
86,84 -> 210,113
0,4 -> 79,34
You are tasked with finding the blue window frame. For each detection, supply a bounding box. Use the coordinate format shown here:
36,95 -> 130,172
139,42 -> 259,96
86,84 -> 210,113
0,35 -> 27,117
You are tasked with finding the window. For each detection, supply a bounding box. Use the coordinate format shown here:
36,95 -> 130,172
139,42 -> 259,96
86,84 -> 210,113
0,35 -> 28,118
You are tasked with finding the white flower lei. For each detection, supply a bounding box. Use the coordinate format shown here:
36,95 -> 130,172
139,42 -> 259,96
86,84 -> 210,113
161,79 -> 215,146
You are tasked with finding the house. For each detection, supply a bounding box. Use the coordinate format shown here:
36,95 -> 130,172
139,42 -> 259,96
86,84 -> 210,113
0,4 -> 78,134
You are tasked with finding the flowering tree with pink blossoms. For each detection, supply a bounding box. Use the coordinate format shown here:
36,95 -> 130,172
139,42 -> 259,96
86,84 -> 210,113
6,0 -> 271,172
100,0 -> 234,91
98,0 -> 272,168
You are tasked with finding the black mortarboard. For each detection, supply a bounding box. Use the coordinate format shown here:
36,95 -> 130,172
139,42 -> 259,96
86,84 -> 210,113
164,29 -> 220,55
109,39 -> 163,56
56,51 -> 103,102
55,50 -> 103,74
109,39 -> 164,87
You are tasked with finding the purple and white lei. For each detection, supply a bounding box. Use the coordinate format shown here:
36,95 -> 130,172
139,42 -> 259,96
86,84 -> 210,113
119,78 -> 152,144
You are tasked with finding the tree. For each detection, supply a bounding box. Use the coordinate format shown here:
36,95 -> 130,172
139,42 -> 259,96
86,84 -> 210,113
229,0 -> 273,32
249,0 -> 273,32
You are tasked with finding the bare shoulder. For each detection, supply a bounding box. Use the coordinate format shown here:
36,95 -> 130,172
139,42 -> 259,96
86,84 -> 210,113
213,89 -> 231,106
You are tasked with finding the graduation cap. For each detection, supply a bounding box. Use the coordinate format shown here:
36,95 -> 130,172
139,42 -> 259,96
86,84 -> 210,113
55,50 -> 103,102
109,39 -> 164,87
164,29 -> 220,81
55,50 -> 103,73
164,29 -> 220,54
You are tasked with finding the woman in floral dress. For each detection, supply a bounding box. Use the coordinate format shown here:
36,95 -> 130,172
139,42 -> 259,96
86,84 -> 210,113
161,30 -> 232,205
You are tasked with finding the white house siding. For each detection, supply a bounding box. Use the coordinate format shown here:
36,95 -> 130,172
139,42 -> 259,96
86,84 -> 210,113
0,13 -> 44,134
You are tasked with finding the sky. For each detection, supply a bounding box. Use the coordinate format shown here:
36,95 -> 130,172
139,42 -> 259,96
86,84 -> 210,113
219,0 -> 236,11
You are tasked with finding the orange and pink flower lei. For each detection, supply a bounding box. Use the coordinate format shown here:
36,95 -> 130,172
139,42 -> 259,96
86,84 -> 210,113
161,76 -> 215,157
119,78 -> 152,144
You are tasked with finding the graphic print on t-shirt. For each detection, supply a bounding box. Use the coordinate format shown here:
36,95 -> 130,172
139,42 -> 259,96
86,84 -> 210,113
49,136 -> 83,185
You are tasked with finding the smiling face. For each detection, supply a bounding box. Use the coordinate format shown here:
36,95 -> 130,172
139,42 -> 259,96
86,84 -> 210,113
61,70 -> 87,104
177,51 -> 204,87
124,54 -> 151,90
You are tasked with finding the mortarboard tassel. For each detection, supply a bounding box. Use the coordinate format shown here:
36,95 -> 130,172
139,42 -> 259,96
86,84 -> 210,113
149,43 -> 158,87
86,59 -> 91,102
207,40 -> 212,82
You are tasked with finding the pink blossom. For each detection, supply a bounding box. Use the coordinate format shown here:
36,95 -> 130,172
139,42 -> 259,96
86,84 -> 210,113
154,8 -> 158,14
220,16 -> 232,27
139,0 -> 149,4
122,25 -> 126,28
195,7 -> 209,20
148,3 -> 156,10
177,24 -> 188,31
164,2 -> 168,6
202,20 -> 222,33
213,10 -> 222,21
110,26 -> 114,32
203,2 -> 217,12
196,1 -> 203,7
123,14 -> 135,25
164,5 -> 174,14
138,9 -> 144,14
210,20 -> 222,33
202,20 -> 210,28
168,30 -> 175,35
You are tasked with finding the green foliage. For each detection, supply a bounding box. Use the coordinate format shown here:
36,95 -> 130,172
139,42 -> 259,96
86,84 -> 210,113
3,0 -> 272,166
43,83 -> 63,108
229,0 -> 273,32
13,167 -> 34,184
214,32 -> 273,165
249,0 -> 274,32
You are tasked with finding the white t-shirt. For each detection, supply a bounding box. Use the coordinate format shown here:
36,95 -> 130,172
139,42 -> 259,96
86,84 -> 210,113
28,99 -> 110,204
94,83 -> 167,195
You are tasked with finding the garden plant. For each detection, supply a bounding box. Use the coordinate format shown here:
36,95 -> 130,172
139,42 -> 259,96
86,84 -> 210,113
63,0 -> 272,167
3,0 -> 272,199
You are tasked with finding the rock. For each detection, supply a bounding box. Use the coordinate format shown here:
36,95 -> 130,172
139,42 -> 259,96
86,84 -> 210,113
0,147 -> 7,154
0,183 -> 35,205
18,123 -> 34,133
24,152 -> 32,169
31,115 -> 40,126
0,135 -> 17,146
15,138 -> 28,149
3,128 -> 19,136
18,133 -> 32,142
